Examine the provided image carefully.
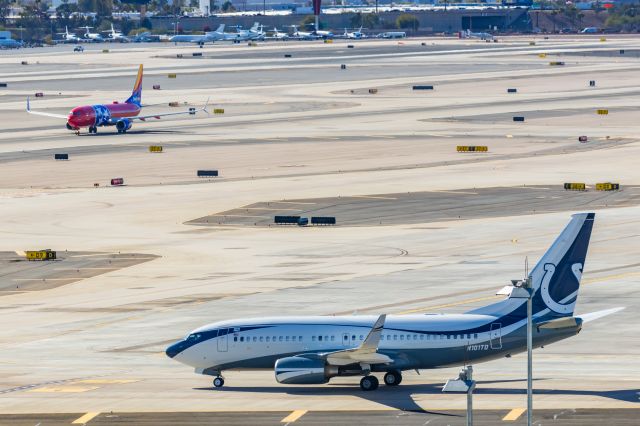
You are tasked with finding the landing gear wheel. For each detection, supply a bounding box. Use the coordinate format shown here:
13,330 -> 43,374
360,375 -> 379,391
89,126 -> 97,134
384,371 -> 402,386
213,377 -> 224,388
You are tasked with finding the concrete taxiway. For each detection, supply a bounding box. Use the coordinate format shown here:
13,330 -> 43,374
0,36 -> 639,423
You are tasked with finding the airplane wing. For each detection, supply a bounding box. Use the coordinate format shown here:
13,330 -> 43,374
26,97 -> 68,119
322,314 -> 393,366
125,98 -> 210,122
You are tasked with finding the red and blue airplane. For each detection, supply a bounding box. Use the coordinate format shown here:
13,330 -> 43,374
27,64 -> 208,135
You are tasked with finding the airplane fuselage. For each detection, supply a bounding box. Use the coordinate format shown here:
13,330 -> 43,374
67,103 -> 140,130
167,313 -> 581,376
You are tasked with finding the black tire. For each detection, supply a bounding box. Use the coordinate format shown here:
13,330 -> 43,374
384,371 -> 402,386
213,377 -> 224,388
359,375 -> 379,391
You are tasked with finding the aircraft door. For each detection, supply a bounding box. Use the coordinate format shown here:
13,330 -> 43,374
342,333 -> 350,347
490,323 -> 502,349
217,329 -> 228,352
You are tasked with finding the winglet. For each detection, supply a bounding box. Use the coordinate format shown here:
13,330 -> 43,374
359,314 -> 386,353
202,97 -> 210,115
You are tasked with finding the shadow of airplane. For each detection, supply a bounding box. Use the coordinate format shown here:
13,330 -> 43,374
194,378 -> 639,413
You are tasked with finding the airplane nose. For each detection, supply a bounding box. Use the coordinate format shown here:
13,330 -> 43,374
166,340 -> 188,359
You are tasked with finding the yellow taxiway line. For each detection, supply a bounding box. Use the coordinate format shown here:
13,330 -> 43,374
71,411 -> 100,424
281,410 -> 308,423
502,408 -> 526,421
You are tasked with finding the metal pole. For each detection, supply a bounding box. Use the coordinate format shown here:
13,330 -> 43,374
467,366 -> 473,426
527,285 -> 533,426
315,15 -> 319,33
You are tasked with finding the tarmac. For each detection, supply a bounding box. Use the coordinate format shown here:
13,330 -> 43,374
0,35 -> 639,424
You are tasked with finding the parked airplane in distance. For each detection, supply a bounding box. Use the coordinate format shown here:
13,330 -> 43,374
170,25 -> 226,45
26,65 -> 208,135
287,25 -> 318,40
102,24 -> 129,42
79,26 -> 104,42
57,26 -> 80,43
340,27 -> 367,39
267,27 -> 289,40
167,213 -> 623,391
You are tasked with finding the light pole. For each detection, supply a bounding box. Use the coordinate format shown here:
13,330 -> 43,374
443,365 -> 476,426
508,273 -> 533,426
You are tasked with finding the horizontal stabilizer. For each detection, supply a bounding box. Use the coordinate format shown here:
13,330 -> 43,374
576,307 -> 625,323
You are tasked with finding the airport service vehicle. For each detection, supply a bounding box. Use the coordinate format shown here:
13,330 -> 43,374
581,27 -> 599,34
26,65 -> 208,135
170,25 -> 226,45
73,45 -> 84,52
378,31 -> 407,39
0,38 -> 22,49
79,26 -> 104,42
167,213 -> 623,391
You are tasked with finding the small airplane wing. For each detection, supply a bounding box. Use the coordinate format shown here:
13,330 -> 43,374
26,97 -> 68,119
125,98 -> 210,122
576,307 -> 625,323
323,314 -> 393,366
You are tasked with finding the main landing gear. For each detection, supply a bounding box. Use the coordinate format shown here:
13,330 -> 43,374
383,370 -> 402,386
213,376 -> 225,388
88,126 -> 97,134
360,371 -> 402,391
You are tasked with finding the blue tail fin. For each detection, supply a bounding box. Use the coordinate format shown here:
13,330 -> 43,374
529,213 -> 595,317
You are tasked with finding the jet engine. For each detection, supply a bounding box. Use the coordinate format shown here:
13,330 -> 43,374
275,356 -> 330,384
115,119 -> 132,133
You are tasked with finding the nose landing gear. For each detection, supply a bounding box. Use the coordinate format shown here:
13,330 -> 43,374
213,376 -> 225,388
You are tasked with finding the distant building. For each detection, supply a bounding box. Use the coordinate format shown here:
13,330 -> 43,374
51,0 -> 79,8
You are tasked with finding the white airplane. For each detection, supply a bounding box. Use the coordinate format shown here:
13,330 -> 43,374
287,25 -> 318,40
102,24 -> 129,42
79,26 -> 104,42
267,27 -> 289,40
57,26 -> 80,43
341,26 -> 366,39
460,29 -> 494,40
307,23 -> 333,39
170,24 -> 225,45
167,213 -> 624,391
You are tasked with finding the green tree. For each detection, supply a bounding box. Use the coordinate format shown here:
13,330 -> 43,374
396,13 -> 419,31
221,0 -> 235,12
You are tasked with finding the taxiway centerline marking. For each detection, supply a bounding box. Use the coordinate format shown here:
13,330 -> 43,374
281,410 -> 307,423
72,411 -> 100,424
502,408 -> 526,421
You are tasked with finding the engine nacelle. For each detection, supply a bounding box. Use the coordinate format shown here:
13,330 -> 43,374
115,119 -> 132,132
275,356 -> 330,385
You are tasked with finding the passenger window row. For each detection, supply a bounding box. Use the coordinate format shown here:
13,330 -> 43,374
230,332 -> 480,343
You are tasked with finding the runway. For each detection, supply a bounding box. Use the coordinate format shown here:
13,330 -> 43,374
0,35 -> 639,423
